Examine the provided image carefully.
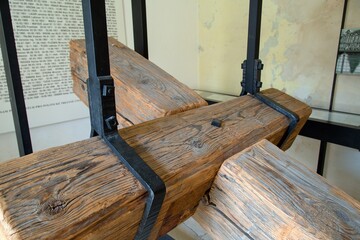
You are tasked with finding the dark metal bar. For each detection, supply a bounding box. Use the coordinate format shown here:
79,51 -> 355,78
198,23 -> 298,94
0,0 -> 32,156
131,0 -> 148,58
81,1 -> 165,239
105,133 -> 165,239
241,0 -> 263,95
329,0 -> 348,111
204,93 -> 360,151
300,118 -> 360,151
238,0 -> 298,148
317,141 -> 327,175
82,0 -> 113,137
255,93 -> 299,148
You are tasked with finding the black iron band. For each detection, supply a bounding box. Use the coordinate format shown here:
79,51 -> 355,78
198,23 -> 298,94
82,0 -> 165,239
240,0 -> 299,148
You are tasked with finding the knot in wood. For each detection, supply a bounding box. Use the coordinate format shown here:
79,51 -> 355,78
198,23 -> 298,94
172,95 -> 182,101
192,139 -> 204,149
44,199 -> 66,216
139,78 -> 149,85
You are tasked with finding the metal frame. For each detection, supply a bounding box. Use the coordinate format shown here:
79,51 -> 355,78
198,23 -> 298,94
319,0 -> 349,176
240,0 -> 263,96
300,118 -> 360,151
2,0 -> 355,237
203,95 -> 359,176
329,0 -> 348,112
132,0 -> 148,58
81,0 -> 165,239
240,0 -> 299,149
301,116 -> 359,175
0,0 -> 32,156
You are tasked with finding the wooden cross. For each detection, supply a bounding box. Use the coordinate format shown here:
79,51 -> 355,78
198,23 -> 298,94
0,39 -> 358,240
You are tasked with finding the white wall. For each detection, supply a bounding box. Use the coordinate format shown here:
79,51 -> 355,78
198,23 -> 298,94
147,0 -> 200,89
119,0 -> 200,89
0,117 -> 90,162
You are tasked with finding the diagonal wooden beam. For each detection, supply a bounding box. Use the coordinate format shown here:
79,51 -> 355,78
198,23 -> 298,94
70,38 -> 208,127
0,89 -> 311,239
194,139 -> 360,239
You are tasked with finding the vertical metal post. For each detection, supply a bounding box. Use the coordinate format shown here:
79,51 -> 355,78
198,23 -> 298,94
320,0 -> 348,176
317,141 -> 327,176
241,0 -> 263,95
131,0 -> 148,59
82,1 -> 165,239
0,0 -> 32,156
240,0 -> 299,149
329,0 -> 348,112
82,0 -> 116,138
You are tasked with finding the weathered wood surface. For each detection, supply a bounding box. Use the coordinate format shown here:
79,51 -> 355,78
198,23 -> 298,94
70,37 -> 208,127
194,139 -> 360,240
0,89 -> 311,239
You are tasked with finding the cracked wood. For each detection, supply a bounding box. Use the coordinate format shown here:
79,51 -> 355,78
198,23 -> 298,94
194,139 -> 360,240
0,89 -> 311,239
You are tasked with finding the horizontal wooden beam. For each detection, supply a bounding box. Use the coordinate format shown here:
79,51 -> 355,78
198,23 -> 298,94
194,139 -> 360,239
70,38 -> 208,127
0,89 -> 311,239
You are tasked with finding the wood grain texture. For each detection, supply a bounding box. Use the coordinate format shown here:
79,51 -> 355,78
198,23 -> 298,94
70,37 -> 208,126
0,89 -> 311,239
194,139 -> 360,240
0,138 -> 146,240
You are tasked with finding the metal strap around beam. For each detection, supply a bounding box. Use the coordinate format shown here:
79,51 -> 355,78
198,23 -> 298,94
240,0 -> 299,149
81,0 -> 165,239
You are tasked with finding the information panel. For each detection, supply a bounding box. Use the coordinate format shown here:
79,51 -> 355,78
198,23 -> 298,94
0,0 -> 119,133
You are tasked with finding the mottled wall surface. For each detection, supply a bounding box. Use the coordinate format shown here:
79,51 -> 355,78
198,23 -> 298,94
199,0 -> 344,109
198,0 -> 248,94
260,0 -> 343,109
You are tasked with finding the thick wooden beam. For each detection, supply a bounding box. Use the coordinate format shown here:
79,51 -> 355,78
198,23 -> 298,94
0,89 -> 311,239
194,139 -> 360,239
70,37 -> 208,127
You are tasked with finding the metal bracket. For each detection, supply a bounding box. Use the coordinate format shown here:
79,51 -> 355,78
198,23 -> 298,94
82,0 -> 165,239
240,59 -> 263,96
240,0 -> 299,148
